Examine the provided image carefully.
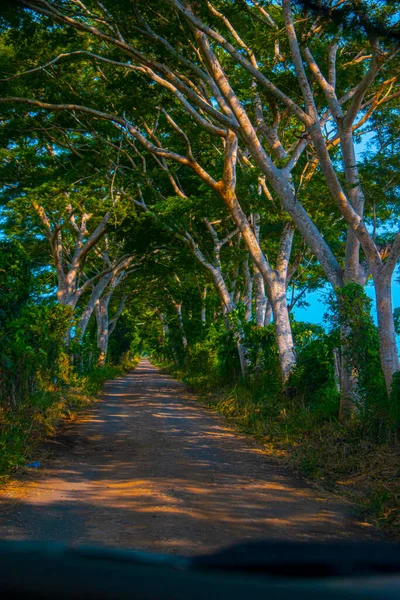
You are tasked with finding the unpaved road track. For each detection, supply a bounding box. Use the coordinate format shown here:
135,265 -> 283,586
0,359 -> 379,555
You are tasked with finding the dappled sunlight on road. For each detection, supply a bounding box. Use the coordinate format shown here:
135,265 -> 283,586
0,359 -> 378,555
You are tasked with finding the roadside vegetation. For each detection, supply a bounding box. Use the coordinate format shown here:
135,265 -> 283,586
0,238 -> 137,479
0,0 -> 399,535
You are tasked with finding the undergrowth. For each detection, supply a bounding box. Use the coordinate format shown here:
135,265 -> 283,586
0,354 -> 138,481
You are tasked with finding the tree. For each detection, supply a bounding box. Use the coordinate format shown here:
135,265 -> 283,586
1,0 -> 399,401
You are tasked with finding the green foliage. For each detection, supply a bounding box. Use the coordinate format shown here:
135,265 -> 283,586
326,283 -> 396,431
0,240 -> 33,324
0,253 -> 138,479
389,371 -> 400,422
0,359 -> 134,479
289,330 -> 339,411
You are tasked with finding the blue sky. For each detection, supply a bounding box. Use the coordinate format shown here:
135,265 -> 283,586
293,281 -> 400,351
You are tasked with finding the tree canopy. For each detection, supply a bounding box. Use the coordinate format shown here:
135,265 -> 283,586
0,0 -> 399,432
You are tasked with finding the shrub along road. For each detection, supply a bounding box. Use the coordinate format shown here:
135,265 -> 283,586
0,360 -> 380,554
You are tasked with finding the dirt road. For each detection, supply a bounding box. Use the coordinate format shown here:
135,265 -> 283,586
0,359 -> 379,555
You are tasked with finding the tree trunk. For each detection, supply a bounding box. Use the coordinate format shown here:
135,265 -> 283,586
264,302 -> 273,326
338,325 -> 358,422
95,299 -> 109,368
201,287 -> 207,324
236,336 -> 249,380
174,302 -> 188,353
269,280 -> 297,385
243,255 -> 253,323
375,272 -> 400,394
57,285 -> 77,310
155,309 -> 169,341
250,214 -> 268,328
77,273 -> 112,340
254,268 -> 268,327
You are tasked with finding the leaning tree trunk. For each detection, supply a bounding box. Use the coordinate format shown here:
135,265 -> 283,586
77,272 -> 113,340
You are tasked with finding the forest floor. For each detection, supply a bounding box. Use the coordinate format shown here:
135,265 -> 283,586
0,359 -> 382,555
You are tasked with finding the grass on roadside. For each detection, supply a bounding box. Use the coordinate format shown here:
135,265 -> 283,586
0,356 -> 139,482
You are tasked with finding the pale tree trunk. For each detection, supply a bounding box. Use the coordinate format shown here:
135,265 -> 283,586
176,303 -> 188,352
242,255 -> 253,323
339,128 -> 400,395
338,325 -> 359,422
269,224 -> 297,385
236,341 -> 249,380
340,128 -> 400,394
335,124 -> 398,406
170,300 -> 188,353
155,309 -> 169,341
229,206 -> 296,384
269,279 -> 297,384
95,294 -> 127,368
32,201 -> 111,312
254,269 -> 268,327
285,10 -> 393,409
201,286 -> 207,324
264,302 -> 273,326
221,189 -> 296,384
298,17 -> 399,397
339,128 -> 368,416
206,129 -> 297,384
57,282 -> 78,310
95,290 -> 127,368
95,297 -> 109,368
250,214 -> 268,327
77,272 -> 113,340
375,271 -> 400,393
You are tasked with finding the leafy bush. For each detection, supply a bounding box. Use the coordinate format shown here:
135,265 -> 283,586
0,303 -> 74,407
0,288 -> 139,479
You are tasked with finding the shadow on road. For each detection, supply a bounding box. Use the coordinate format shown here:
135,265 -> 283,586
0,360 -> 379,555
